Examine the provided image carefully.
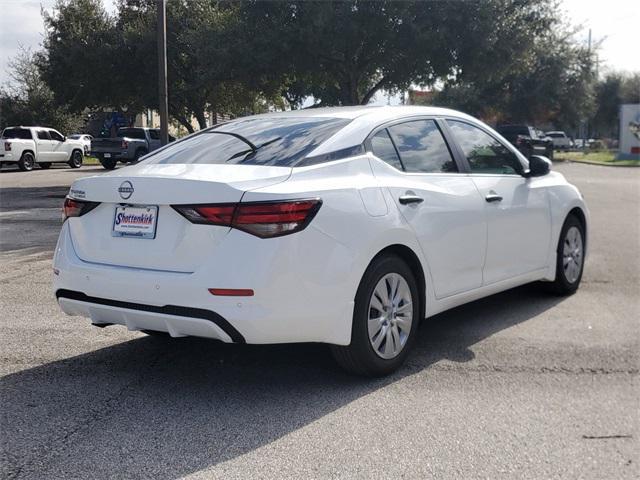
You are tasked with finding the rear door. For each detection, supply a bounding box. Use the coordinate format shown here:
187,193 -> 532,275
367,118 -> 486,298
147,129 -> 162,151
446,120 -> 551,285
35,130 -> 54,161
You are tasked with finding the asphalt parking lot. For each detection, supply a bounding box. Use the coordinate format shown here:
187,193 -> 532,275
1,162 -> 638,479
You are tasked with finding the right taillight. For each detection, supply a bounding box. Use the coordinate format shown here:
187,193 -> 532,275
172,199 -> 321,238
63,197 -> 100,221
121,140 -> 128,149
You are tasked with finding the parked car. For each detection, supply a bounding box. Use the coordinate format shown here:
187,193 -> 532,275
496,124 -> 554,160
0,126 -> 85,171
545,131 -> 573,150
68,134 -> 93,155
91,127 -> 174,170
54,106 -> 588,376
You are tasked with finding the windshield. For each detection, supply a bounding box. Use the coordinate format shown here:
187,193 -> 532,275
144,117 -> 350,167
1,128 -> 32,140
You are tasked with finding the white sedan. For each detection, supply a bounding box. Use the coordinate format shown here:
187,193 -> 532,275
53,106 -> 588,376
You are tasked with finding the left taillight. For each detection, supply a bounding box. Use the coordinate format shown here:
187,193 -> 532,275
4,141 -> 11,151
63,197 -> 100,221
172,198 -> 322,238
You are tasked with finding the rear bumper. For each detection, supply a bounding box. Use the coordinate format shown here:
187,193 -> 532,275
56,290 -> 243,342
52,221 -> 357,345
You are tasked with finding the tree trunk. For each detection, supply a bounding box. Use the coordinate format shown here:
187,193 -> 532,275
194,109 -> 207,130
174,114 -> 194,134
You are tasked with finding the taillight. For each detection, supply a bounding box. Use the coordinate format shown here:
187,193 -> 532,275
172,199 -> 322,238
4,141 -> 11,151
121,140 -> 128,149
63,197 -> 100,221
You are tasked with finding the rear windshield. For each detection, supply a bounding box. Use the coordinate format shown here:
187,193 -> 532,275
1,128 -> 32,140
144,117 -> 350,167
117,128 -> 146,140
497,126 -> 529,136
69,134 -> 81,139
546,132 -> 564,138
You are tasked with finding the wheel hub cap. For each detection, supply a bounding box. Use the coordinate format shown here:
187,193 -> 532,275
562,226 -> 583,284
367,273 -> 413,360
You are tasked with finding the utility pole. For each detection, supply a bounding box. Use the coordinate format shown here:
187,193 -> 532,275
157,0 -> 169,145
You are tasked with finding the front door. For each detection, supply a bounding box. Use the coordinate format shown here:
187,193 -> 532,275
446,120 -> 551,285
368,119 -> 487,298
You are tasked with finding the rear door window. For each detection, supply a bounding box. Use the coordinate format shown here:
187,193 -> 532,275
148,130 -> 160,140
387,120 -> 457,173
145,117 -> 350,167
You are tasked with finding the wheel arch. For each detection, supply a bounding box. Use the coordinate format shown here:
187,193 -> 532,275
21,149 -> 36,159
369,244 -> 426,322
567,206 -> 587,251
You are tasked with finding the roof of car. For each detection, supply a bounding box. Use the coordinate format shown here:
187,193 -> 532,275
251,105 -> 474,122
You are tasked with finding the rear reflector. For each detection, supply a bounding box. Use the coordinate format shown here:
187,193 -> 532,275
63,197 -> 100,221
173,198 -> 321,238
209,288 -> 254,297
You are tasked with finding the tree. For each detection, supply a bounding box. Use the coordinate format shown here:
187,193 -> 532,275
0,48 -> 84,133
592,73 -> 640,137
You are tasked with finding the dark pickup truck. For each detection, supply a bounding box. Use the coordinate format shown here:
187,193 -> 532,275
91,127 -> 173,169
496,125 -> 554,160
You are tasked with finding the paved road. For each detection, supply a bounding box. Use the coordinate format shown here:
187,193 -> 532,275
1,162 -> 638,479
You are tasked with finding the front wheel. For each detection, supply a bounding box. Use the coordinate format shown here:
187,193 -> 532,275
18,152 -> 35,171
68,150 -> 83,168
331,254 -> 420,376
548,215 -> 585,295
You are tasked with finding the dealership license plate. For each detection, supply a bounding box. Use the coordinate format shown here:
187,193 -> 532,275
104,153 -> 111,158
112,205 -> 158,239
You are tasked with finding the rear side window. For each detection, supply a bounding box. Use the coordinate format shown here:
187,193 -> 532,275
387,120 -> 457,173
1,128 -> 32,140
118,128 -> 146,140
448,120 -> 524,175
37,130 -> 50,140
145,117 -> 350,167
370,129 -> 403,170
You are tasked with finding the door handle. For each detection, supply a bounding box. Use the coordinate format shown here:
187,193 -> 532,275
399,195 -> 424,205
485,193 -> 503,203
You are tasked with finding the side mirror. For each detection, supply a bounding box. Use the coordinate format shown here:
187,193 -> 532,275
525,155 -> 551,177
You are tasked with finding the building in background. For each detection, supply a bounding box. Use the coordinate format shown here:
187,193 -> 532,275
618,104 -> 640,159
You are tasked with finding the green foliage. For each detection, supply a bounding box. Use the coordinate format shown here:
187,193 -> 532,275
0,49 -> 84,133
592,73 -> 640,137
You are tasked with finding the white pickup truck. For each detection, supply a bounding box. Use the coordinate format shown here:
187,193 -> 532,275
0,126 -> 85,171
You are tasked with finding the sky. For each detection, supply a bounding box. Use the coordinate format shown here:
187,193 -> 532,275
0,0 -> 638,90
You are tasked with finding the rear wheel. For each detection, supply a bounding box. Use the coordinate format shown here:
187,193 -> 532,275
100,158 -> 117,170
134,148 -> 148,162
548,214 -> 585,295
18,152 -> 35,171
331,254 -> 420,376
68,150 -> 83,168
39,162 -> 52,169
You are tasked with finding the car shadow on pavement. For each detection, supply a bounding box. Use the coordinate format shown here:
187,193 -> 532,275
0,284 -> 565,479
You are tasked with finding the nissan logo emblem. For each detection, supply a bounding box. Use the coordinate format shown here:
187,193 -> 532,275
118,181 -> 134,200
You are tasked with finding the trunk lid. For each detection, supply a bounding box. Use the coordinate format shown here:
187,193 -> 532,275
67,163 -> 291,272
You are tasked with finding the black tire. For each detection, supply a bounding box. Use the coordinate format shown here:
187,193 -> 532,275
330,254 -> 420,376
134,148 -> 148,162
141,330 -> 171,338
39,162 -> 52,169
68,150 -> 83,168
18,152 -> 35,171
547,214 -> 585,295
100,158 -> 117,170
